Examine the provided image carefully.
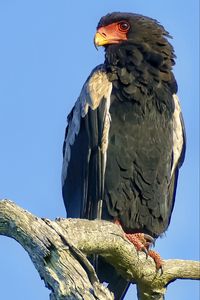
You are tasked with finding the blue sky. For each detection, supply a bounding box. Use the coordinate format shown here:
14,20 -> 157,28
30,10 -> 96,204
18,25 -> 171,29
0,1 -> 199,299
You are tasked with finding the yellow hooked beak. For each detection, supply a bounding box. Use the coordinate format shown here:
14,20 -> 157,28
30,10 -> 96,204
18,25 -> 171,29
94,32 -> 110,47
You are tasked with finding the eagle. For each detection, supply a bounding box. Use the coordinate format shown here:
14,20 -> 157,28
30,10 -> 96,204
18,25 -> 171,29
62,12 -> 186,299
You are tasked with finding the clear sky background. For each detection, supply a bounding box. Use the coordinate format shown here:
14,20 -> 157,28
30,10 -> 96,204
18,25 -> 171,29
0,1 -> 199,299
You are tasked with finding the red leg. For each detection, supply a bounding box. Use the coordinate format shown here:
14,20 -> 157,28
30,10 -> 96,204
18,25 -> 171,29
114,219 -> 154,251
114,219 -> 163,270
125,233 -> 148,252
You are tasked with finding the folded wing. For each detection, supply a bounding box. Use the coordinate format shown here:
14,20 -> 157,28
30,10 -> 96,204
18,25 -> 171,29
62,65 -> 112,219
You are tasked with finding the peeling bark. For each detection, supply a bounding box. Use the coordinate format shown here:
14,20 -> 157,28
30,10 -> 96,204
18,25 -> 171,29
0,199 -> 199,300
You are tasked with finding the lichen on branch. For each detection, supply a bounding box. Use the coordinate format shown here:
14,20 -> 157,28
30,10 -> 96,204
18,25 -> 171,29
0,199 -> 199,300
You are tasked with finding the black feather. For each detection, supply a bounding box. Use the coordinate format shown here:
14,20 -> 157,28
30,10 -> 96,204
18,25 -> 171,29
62,12 -> 185,300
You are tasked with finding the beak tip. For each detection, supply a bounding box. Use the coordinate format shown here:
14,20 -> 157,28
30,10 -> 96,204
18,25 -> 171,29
93,38 -> 98,50
94,32 -> 108,48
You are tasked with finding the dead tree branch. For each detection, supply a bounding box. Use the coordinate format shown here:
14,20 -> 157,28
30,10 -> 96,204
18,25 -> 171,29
0,199 -> 199,300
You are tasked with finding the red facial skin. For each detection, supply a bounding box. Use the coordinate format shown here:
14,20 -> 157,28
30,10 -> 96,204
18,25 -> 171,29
95,21 -> 130,46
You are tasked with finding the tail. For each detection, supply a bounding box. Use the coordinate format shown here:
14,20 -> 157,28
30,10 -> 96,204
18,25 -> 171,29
108,276 -> 130,300
97,256 -> 130,299
86,149 -> 130,298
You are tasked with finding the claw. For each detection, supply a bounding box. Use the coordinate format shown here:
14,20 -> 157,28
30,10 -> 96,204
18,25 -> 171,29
113,219 -> 162,270
148,250 -> 163,271
141,246 -> 148,258
143,234 -> 155,246
156,265 -> 164,275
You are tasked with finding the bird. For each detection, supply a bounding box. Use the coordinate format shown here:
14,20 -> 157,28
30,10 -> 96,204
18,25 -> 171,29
61,12 -> 186,299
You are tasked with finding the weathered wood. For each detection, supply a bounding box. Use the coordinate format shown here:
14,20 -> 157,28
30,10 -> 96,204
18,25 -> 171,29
0,199 -> 199,300
0,199 -> 113,300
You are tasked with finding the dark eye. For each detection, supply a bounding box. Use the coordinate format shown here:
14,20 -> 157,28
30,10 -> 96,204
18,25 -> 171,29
118,21 -> 130,32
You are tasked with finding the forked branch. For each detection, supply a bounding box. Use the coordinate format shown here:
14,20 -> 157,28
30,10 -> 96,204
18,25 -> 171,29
0,199 -> 199,300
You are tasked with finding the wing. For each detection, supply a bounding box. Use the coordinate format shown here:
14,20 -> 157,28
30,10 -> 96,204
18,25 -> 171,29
62,65 -> 112,219
167,94 -> 186,222
171,94 -> 186,173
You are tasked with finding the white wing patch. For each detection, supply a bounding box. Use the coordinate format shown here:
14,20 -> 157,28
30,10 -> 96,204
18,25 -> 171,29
62,66 -> 112,185
85,68 -> 112,112
171,94 -> 185,176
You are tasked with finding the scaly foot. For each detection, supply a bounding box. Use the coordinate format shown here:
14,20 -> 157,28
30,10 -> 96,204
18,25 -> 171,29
114,219 -> 163,271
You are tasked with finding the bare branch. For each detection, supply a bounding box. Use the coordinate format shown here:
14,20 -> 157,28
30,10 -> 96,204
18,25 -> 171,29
0,199 -> 113,300
0,199 -> 199,300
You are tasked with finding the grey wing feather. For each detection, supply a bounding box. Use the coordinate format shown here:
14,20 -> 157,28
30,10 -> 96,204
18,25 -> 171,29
166,94 -> 186,225
171,94 -> 186,176
62,65 -> 112,219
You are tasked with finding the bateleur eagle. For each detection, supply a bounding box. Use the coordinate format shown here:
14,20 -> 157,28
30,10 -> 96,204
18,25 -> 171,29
62,12 -> 186,299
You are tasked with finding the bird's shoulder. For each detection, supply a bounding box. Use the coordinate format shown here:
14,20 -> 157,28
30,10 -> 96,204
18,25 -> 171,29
67,64 -> 112,122
62,65 -> 112,182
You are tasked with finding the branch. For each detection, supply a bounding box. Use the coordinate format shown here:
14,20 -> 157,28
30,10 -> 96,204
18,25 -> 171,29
0,199 -> 113,300
0,199 -> 199,300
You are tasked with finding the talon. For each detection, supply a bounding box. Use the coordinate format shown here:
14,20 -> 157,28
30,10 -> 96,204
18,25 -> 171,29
148,250 -> 163,271
141,246 -> 148,258
156,265 -> 164,275
114,220 -> 159,262
143,234 -> 155,244
160,266 -> 164,275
